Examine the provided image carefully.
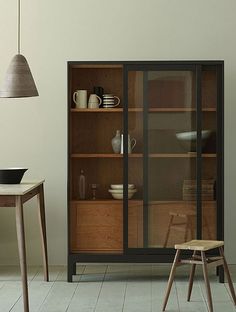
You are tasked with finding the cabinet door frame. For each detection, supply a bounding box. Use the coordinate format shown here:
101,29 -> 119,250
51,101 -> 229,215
123,62 -> 224,255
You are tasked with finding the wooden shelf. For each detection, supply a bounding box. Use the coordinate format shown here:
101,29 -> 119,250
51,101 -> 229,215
71,107 -> 216,113
70,199 -> 216,204
148,200 -> 216,204
71,199 -> 142,204
71,153 -> 216,158
149,107 -> 216,112
71,108 -> 123,113
149,153 -> 217,158
71,153 -> 142,158
71,153 -> 123,158
70,64 -> 123,69
128,108 -> 216,112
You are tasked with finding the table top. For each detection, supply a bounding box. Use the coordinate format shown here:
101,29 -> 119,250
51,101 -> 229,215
0,180 -> 44,195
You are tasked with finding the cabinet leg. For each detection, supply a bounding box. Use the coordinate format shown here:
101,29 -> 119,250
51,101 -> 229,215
68,258 -> 75,282
15,196 -> 29,312
218,265 -> 225,283
73,262 -> 76,275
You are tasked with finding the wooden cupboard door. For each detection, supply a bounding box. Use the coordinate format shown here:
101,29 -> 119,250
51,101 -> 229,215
148,202 -> 216,248
128,202 -> 143,248
70,201 -> 123,253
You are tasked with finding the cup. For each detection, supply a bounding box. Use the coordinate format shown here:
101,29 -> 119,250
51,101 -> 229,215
93,86 -> 104,106
102,94 -> 120,108
120,134 -> 137,154
73,90 -> 87,108
88,94 -> 102,109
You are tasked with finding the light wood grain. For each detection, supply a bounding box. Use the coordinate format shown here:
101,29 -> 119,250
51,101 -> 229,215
70,201 -> 123,252
175,240 -> 224,251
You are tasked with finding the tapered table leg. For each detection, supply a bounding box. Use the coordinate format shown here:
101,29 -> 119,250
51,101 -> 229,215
15,196 -> 29,312
37,184 -> 49,281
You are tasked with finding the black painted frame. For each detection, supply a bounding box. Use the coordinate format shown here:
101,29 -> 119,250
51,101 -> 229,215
67,60 -> 224,282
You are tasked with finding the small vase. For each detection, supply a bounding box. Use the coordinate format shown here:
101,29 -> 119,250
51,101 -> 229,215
111,130 -> 121,153
79,169 -> 86,199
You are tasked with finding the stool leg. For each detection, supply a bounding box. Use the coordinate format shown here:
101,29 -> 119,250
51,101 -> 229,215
219,247 -> 236,305
163,215 -> 174,247
201,251 -> 213,312
187,251 -> 197,301
162,249 -> 181,311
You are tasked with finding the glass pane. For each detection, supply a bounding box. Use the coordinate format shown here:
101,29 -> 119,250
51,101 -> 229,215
127,69 -> 197,249
127,71 -> 144,248
201,68 -> 217,239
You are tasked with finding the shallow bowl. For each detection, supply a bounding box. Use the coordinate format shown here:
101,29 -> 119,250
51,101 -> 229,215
0,168 -> 28,184
108,189 -> 137,199
175,130 -> 212,152
110,184 -> 135,190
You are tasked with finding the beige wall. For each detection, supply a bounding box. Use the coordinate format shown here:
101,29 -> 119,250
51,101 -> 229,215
0,0 -> 235,264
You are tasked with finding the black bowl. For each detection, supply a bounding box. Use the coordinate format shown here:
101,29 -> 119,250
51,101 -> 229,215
0,168 -> 28,184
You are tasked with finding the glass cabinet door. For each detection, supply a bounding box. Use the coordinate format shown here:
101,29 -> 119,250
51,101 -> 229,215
125,65 -> 217,250
201,66 -> 220,240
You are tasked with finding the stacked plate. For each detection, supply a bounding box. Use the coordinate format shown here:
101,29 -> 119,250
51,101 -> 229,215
109,184 -> 137,199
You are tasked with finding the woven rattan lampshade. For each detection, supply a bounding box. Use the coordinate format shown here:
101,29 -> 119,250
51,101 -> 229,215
0,0 -> 38,98
0,54 -> 38,98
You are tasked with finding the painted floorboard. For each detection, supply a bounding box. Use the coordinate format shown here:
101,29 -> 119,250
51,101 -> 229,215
0,265 -> 235,312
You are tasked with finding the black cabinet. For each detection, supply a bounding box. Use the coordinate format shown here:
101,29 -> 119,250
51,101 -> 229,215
67,61 -> 224,282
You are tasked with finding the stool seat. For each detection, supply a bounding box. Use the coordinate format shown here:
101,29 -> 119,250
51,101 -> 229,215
175,239 -> 224,251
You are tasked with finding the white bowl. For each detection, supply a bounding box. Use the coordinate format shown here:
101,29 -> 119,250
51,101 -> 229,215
108,189 -> 137,199
176,130 -> 212,152
110,184 -> 135,190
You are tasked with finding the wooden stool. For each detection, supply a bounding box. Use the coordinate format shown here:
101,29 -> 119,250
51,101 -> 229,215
162,240 -> 236,312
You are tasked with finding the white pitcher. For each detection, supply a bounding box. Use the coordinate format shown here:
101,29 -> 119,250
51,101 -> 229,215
73,90 -> 87,108
120,134 -> 136,154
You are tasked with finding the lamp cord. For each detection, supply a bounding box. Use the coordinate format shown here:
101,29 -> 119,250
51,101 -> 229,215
17,0 -> 20,54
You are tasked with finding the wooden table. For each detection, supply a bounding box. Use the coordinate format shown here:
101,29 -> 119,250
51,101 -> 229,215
0,180 -> 49,312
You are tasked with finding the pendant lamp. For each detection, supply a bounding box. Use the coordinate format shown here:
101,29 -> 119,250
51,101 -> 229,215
0,0 -> 38,98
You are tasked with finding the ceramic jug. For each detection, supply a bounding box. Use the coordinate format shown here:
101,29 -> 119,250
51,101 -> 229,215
120,134 -> 136,154
73,90 -> 87,108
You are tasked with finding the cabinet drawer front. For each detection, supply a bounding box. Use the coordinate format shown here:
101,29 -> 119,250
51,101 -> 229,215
70,202 -> 123,253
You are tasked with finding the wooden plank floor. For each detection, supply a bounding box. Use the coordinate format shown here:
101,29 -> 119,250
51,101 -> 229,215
0,264 -> 235,312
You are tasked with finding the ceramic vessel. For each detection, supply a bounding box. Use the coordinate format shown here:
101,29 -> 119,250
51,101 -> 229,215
120,134 -> 136,154
78,169 -> 85,199
111,130 -> 121,153
0,168 -> 28,184
108,188 -> 137,200
176,130 -> 212,152
110,184 -> 135,190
